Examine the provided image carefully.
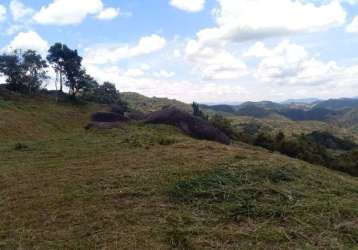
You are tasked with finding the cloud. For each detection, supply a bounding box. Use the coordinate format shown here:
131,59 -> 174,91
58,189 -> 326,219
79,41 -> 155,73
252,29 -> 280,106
96,7 -> 120,20
0,5 -> 6,22
246,40 -> 358,88
5,1 -> 34,35
84,34 -> 167,65
4,31 -> 49,54
182,0 -> 350,84
170,0 -> 205,12
124,68 -> 145,77
84,63 -> 250,103
10,0 -> 34,21
33,0 -> 117,25
346,16 -> 358,32
153,70 -> 176,78
340,0 -> 358,4
185,39 -> 248,80
195,0 -> 346,46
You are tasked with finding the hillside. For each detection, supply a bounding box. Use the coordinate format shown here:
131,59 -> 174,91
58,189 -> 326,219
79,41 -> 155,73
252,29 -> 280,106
0,95 -> 357,249
121,92 -> 191,113
314,98 -> 358,110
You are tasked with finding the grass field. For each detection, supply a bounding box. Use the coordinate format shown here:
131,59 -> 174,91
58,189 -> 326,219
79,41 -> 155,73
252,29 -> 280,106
0,96 -> 357,249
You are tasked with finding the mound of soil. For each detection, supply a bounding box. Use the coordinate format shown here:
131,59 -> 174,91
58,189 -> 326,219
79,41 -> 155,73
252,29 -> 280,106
91,112 -> 128,123
144,107 -> 230,145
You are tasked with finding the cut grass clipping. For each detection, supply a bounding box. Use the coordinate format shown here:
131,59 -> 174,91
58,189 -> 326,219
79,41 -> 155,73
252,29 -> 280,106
168,163 -> 358,249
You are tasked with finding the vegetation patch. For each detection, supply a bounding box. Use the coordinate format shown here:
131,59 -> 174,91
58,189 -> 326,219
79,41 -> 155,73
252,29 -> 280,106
13,142 -> 29,151
167,162 -> 358,248
169,165 -> 302,220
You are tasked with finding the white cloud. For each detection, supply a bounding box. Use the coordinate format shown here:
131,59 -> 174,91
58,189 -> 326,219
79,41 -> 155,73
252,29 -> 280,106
185,39 -> 248,80
84,63 -> 249,103
84,34 -> 167,65
153,70 -> 176,78
340,0 -> 358,4
124,68 -> 145,77
195,0 -> 346,45
170,0 -> 205,12
246,40 -> 358,88
346,16 -> 358,32
173,49 -> 182,58
10,0 -> 34,21
4,31 -> 49,54
96,7 -> 120,20
0,5 -> 6,22
34,0 -> 104,25
5,1 -> 34,35
183,0 -> 348,83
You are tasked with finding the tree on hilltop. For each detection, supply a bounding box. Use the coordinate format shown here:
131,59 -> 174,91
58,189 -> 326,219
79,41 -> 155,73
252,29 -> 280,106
0,50 -> 48,94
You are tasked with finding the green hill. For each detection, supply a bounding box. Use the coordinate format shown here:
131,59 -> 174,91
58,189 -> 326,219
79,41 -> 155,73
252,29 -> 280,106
121,92 -> 191,113
0,95 -> 357,249
314,98 -> 358,110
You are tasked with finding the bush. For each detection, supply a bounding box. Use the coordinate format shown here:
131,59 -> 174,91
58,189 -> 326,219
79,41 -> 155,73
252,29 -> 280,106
157,137 -> 177,146
14,143 -> 29,151
254,132 -> 275,151
210,114 -> 237,139
192,102 -> 208,120
334,149 -> 358,176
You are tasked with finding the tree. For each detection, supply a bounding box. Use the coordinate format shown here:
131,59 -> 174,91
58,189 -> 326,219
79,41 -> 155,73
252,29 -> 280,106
22,50 -> 48,95
0,52 -> 23,91
76,72 -> 99,95
192,102 -> 208,120
47,43 -> 85,97
94,82 -> 123,104
0,50 -> 48,94
82,81 -> 128,111
47,43 -> 67,92
63,49 -> 83,97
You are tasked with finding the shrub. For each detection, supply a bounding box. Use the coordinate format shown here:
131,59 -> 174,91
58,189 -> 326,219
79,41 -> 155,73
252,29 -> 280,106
192,102 -> 208,120
254,132 -> 275,151
14,143 -> 29,151
157,137 -> 177,146
210,114 -> 237,139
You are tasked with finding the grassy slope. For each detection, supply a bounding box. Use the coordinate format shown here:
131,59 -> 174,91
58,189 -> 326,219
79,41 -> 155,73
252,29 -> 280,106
0,96 -> 357,249
121,92 -> 191,113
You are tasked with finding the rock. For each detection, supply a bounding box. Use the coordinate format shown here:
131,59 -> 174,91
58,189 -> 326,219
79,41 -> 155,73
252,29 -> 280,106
144,107 -> 230,145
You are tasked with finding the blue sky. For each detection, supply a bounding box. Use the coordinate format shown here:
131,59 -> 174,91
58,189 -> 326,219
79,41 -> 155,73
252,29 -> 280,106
0,0 -> 358,103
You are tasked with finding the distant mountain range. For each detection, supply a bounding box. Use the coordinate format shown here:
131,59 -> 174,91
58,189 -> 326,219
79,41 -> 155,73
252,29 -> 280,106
282,98 -> 321,104
120,92 -> 358,126
201,97 -> 358,124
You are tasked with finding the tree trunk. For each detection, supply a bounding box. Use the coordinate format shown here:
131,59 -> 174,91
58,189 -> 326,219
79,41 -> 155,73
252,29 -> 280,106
60,70 -> 63,92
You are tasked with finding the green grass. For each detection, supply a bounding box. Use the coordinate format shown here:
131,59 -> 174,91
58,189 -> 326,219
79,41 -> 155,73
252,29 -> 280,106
0,95 -> 357,249
168,163 -> 358,249
121,92 -> 191,113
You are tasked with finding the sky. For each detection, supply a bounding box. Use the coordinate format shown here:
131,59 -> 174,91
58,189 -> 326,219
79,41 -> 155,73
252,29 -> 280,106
0,0 -> 358,103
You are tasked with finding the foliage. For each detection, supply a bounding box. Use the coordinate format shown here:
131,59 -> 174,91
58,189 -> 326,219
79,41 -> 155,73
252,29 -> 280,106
306,131 -> 357,150
209,114 -> 237,139
253,130 -> 358,176
83,81 -> 128,111
0,50 -> 48,94
14,142 -> 29,151
47,43 -> 87,96
192,102 -> 208,120
47,43 -> 68,92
